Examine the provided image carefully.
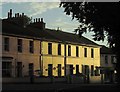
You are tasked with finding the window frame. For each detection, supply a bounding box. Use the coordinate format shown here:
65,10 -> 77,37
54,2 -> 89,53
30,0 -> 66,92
91,48 -> 94,58
105,55 -> 108,64
4,37 -> 9,51
91,65 -> 94,76
84,48 -> 87,57
68,45 -> 71,56
48,43 -> 52,54
76,46 -> 79,57
29,41 -> 34,53
58,44 -> 61,55
17,39 -> 23,53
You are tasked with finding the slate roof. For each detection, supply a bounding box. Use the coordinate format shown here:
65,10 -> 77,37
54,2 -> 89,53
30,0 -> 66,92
100,45 -> 114,54
2,19 -> 100,46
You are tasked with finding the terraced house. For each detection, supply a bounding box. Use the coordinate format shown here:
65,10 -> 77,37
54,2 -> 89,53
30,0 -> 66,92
1,9 -> 101,81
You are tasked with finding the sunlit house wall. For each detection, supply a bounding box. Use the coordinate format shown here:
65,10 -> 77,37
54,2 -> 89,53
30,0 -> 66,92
41,40 -> 101,76
2,35 -> 41,77
42,41 -> 65,76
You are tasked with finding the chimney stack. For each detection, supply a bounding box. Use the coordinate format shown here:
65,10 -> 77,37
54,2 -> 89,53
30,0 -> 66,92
9,9 -> 12,18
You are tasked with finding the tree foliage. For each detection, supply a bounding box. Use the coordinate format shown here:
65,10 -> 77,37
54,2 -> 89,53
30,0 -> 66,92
60,1 -> 120,84
60,2 -> 120,48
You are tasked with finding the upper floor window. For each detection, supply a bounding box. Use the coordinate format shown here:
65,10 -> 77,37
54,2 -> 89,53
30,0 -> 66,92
91,48 -> 94,58
17,39 -> 22,53
48,43 -> 52,54
29,41 -> 34,53
4,37 -> 9,51
68,45 -> 71,56
111,56 -> 114,64
111,56 -> 116,64
76,46 -> 79,57
58,44 -> 61,55
105,55 -> 108,64
84,48 -> 87,57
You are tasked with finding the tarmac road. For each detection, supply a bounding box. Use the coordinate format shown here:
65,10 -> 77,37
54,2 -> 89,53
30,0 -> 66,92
1,83 -> 120,92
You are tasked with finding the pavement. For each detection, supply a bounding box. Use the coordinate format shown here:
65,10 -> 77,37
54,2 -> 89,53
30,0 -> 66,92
1,83 -> 120,92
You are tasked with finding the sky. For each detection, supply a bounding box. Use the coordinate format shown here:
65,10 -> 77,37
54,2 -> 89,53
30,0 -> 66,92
1,2 -> 108,47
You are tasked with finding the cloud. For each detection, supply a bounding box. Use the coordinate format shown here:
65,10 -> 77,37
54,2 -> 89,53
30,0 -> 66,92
2,0 -> 60,2
28,2 -> 60,17
48,17 -> 79,33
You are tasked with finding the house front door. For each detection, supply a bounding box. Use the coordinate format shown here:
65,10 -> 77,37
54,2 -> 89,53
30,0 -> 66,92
17,62 -> 22,77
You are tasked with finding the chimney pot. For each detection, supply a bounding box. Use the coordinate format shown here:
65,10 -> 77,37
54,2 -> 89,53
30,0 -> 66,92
8,12 -> 10,18
9,9 -> 12,18
36,18 -> 37,22
41,18 -> 43,22
17,13 -> 19,17
22,13 -> 24,17
15,13 -> 17,17
20,14 -> 22,17
34,19 -> 35,23
38,18 -> 40,22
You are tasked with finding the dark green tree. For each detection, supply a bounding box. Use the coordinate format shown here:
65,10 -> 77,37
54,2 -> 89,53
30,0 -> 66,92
60,2 -> 120,84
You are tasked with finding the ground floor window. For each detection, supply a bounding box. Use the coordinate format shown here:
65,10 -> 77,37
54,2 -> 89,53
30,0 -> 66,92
48,64 -> 53,76
2,62 -> 12,77
91,65 -> 94,76
95,66 -> 100,76
76,65 -> 79,74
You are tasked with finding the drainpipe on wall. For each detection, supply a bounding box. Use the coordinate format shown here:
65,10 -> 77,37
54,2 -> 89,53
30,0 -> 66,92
40,40 -> 43,76
64,43 -> 67,76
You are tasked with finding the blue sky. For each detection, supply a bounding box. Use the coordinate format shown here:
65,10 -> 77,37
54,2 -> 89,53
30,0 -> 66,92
1,2 -> 108,46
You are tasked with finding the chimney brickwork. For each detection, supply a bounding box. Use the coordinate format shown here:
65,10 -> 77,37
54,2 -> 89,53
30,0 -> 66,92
6,9 -> 46,30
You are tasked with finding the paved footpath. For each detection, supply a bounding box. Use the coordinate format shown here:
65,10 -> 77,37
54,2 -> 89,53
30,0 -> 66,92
1,83 -> 120,92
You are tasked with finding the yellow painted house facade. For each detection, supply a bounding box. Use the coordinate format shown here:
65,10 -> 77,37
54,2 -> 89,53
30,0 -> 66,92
41,41 -> 100,77
2,9 -> 101,80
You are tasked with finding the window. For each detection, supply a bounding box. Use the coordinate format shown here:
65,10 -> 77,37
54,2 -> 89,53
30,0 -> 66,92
68,45 -> 71,56
91,65 -> 94,76
95,66 -> 100,76
91,48 -> 94,58
76,65 -> 79,74
76,46 -> 79,57
84,48 -> 87,57
29,41 -> 34,53
58,44 -> 61,55
111,56 -> 116,64
48,64 -> 52,76
48,43 -> 52,54
84,65 -> 89,75
70,65 -> 73,75
4,37 -> 9,51
105,55 -> 108,64
2,62 -> 12,77
17,39 -> 22,52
